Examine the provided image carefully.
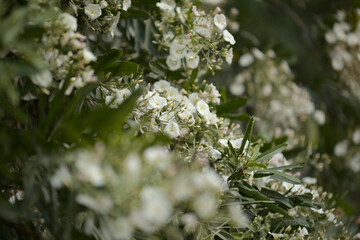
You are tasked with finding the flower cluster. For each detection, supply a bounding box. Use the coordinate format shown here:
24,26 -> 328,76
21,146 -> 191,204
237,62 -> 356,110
325,9 -> 360,101
99,79 -> 222,139
333,127 -> 360,172
70,0 -> 131,38
49,143 -> 249,238
31,12 -> 97,94
154,0 -> 235,72
231,49 -> 324,145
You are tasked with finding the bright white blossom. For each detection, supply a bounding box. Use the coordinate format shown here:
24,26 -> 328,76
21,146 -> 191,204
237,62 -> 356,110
223,30 -> 236,45
31,70 -> 53,88
164,121 -> 180,138
84,4 -> 102,20
214,14 -> 227,30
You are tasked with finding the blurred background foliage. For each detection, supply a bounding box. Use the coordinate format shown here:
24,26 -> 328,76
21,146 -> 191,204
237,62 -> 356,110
209,0 -> 360,222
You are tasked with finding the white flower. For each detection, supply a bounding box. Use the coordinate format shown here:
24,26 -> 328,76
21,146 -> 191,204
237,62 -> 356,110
84,4 -> 102,20
143,146 -> 169,166
9,195 -> 16,205
59,13 -> 77,31
83,48 -> 97,64
81,70 -> 95,84
214,14 -> 227,30
196,100 -> 210,117
347,32 -> 359,46
164,121 -> 180,138
189,92 -> 200,105
31,70 -> 53,88
353,129 -> 360,144
166,55 -> 181,71
122,0 -> 131,11
194,17 -> 211,38
133,186 -> 173,232
269,153 -> 289,167
172,177 -> 194,201
148,94 -> 167,109
226,48 -> 233,64
185,51 -> 200,69
229,138 -> 249,149
182,96 -> 197,113
165,86 -> 181,101
75,151 -> 105,187
252,48 -> 265,59
208,146 -> 222,159
193,193 -> 217,219
313,109 -> 326,125
298,227 -> 309,237
202,168 -> 224,190
50,165 -> 72,189
223,30 -> 235,45
269,232 -> 284,239
124,154 -> 142,176
205,112 -> 218,125
348,153 -> 360,173
239,53 -> 254,67
302,177 -> 317,185
156,0 -> 176,12
178,110 -> 195,124
148,118 -> 159,132
99,1 -> 108,8
109,12 -> 121,38
15,191 -> 24,201
169,38 -> 190,59
76,194 -> 113,214
110,217 -> 133,240
228,204 -> 249,228
208,83 -> 221,104
105,95 -> 118,108
180,213 -> 198,232
159,111 -> 175,122
325,31 -> 337,43
114,89 -> 132,105
153,80 -> 171,92
326,212 -> 336,223
334,140 -> 348,157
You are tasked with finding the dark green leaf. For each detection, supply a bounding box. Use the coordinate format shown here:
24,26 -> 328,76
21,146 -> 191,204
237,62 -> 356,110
239,117 -> 254,153
254,143 -> 287,162
216,97 -> 247,114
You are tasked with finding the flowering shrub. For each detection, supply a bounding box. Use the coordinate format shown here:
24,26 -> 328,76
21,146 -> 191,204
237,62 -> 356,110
0,0 -> 356,239
230,49 -> 324,149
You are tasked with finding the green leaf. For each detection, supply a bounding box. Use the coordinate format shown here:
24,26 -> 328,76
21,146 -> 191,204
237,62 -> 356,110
110,61 -> 139,76
94,48 -> 123,71
239,117 -> 254,153
256,169 -> 302,184
254,143 -> 287,162
149,61 -> 165,77
289,193 -> 318,208
271,217 -> 312,230
268,163 -> 305,171
236,182 -> 272,202
216,97 -> 247,114
247,162 -> 267,168
221,113 -> 251,121
260,188 -> 293,208
119,9 -> 150,19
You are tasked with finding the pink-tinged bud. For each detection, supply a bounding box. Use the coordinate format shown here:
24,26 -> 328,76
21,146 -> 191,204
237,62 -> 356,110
197,146 -> 204,152
192,6 -> 200,16
185,32 -> 192,38
214,7 -> 221,14
147,83 -> 151,91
